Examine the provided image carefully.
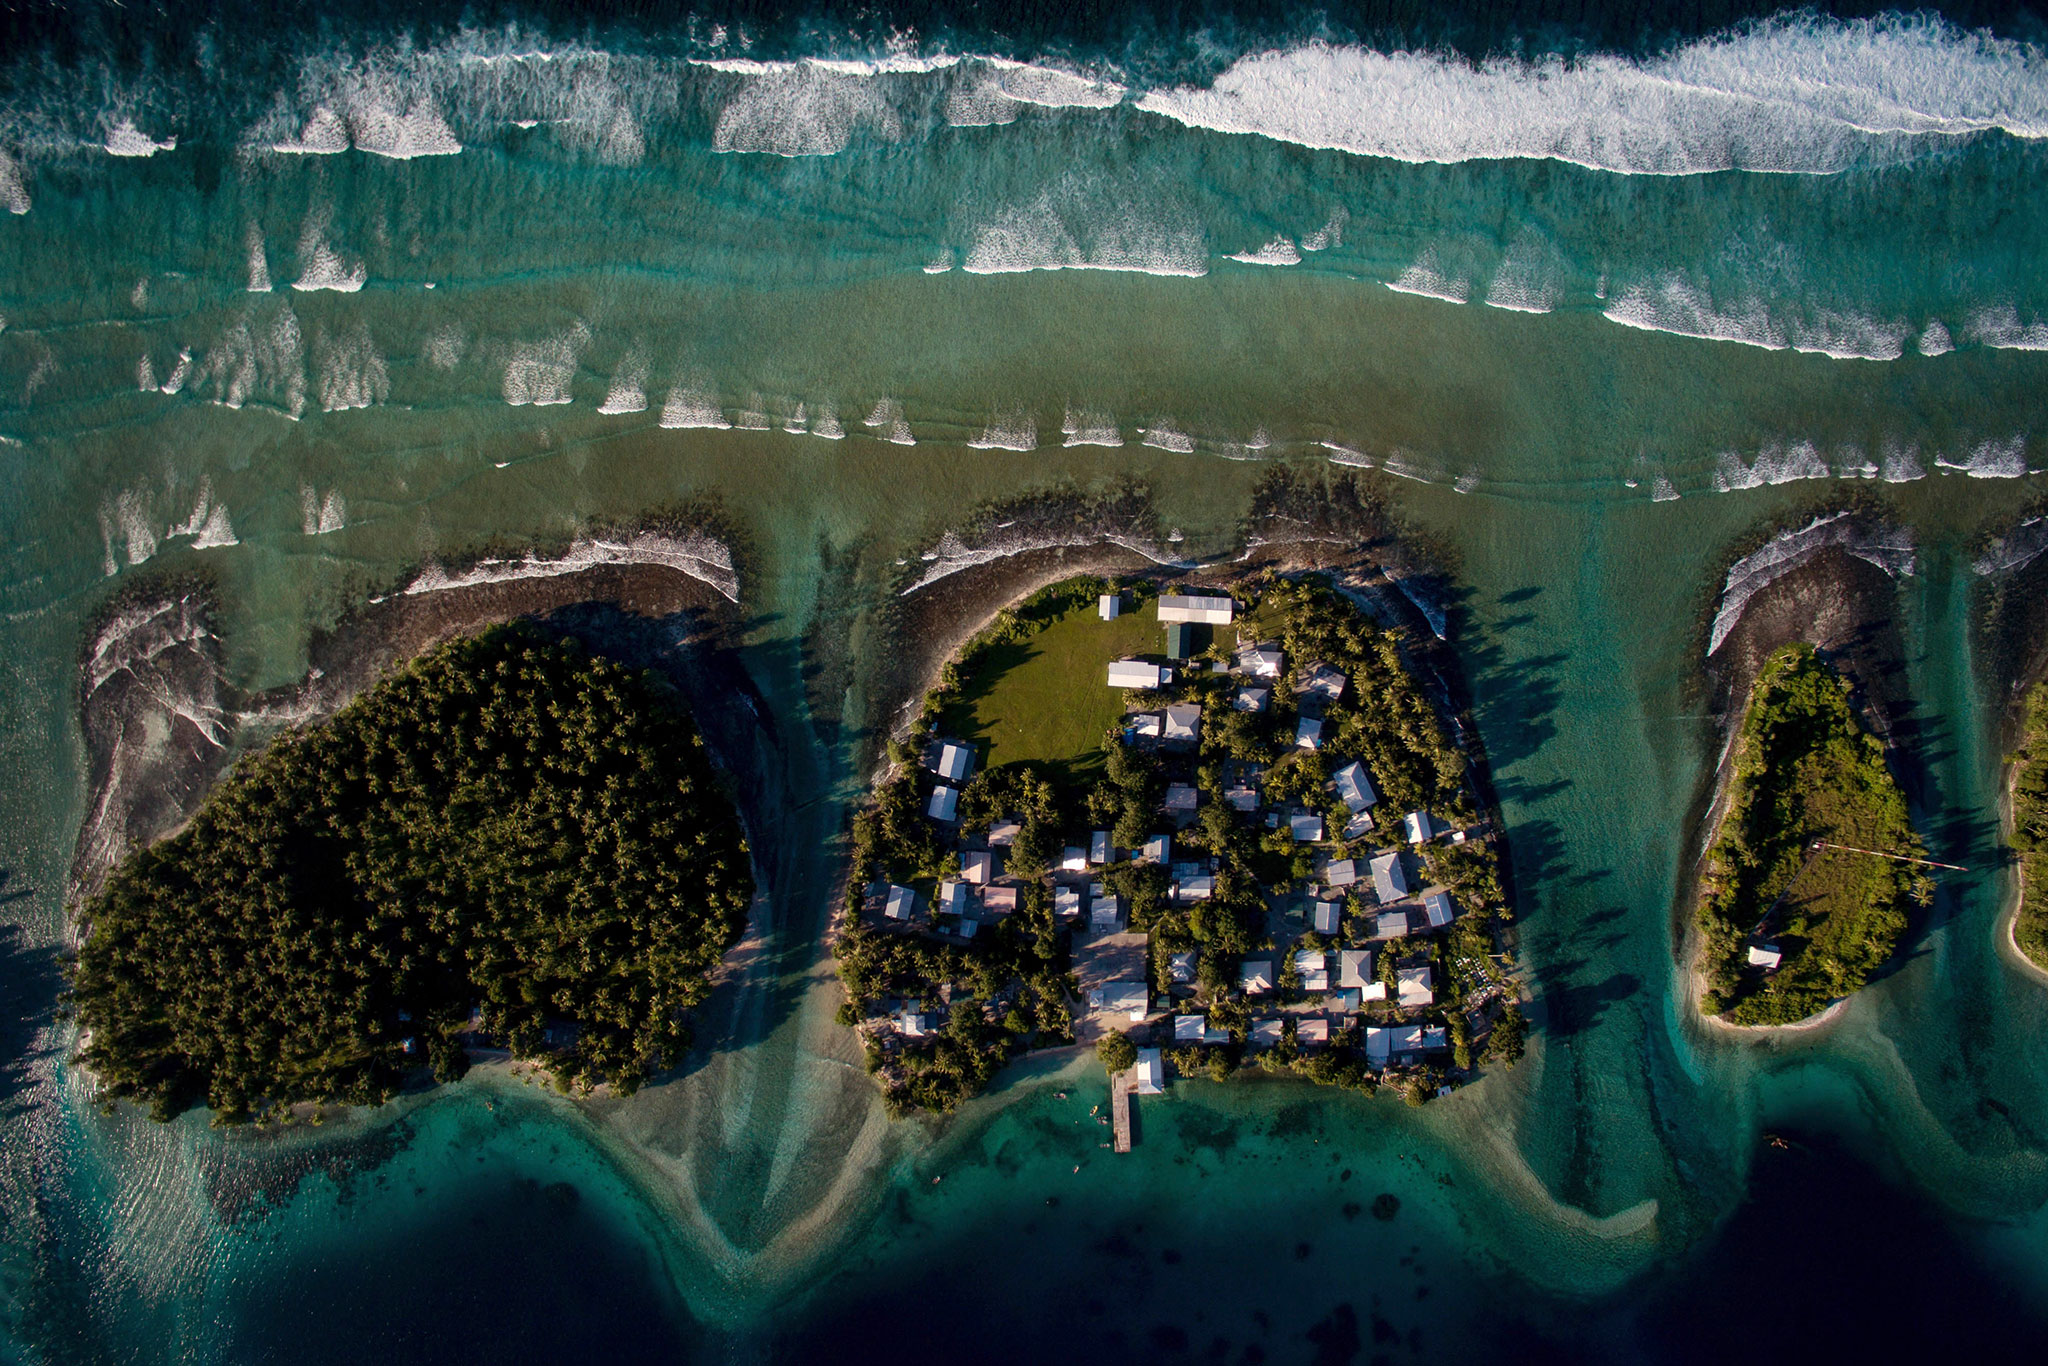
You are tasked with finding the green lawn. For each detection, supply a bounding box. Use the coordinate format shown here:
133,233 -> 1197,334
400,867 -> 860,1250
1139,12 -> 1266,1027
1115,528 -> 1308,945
938,603 -> 1168,781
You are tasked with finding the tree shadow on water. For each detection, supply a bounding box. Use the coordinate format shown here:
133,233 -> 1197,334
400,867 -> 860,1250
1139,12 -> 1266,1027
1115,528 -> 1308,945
0,873 -> 64,1116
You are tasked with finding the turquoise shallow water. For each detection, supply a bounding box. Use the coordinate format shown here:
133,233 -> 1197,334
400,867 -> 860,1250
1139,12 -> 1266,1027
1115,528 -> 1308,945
6,4 -> 2048,1360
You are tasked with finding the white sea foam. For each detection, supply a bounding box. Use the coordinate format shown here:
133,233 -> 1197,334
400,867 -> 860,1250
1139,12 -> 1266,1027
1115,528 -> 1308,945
946,57 -> 1126,126
808,401 -> 845,439
963,182 -> 1207,276
167,480 -> 239,550
245,225 -> 272,293
300,485 -> 347,535
98,490 -> 158,574
424,323 -> 467,371
1709,512 -> 1914,655
349,97 -> 462,158
923,254 -> 955,274
1916,321 -> 1954,356
1227,236 -> 1301,266
188,305 -> 307,413
1652,476 -> 1681,502
712,63 -> 904,156
736,409 -> 771,430
1713,440 -> 1831,492
136,356 -> 156,392
1880,440 -> 1927,482
1935,436 -> 2029,478
1141,422 -> 1195,453
1484,234 -> 1566,313
1966,304 -> 2048,350
292,211 -> 366,292
316,323 -> 390,411
968,413 -> 1038,450
0,150 -> 29,214
403,531 -> 739,603
1320,441 -> 1372,467
1062,407 -> 1123,447
597,355 -> 649,414
104,121 -> 175,157
901,524 -> 1185,595
1386,250 -> 1468,303
660,387 -> 731,429
1134,16 -> 2048,177
158,349 -> 192,396
863,398 -> 914,445
1605,277 -> 1783,349
1301,208 -> 1348,251
272,106 -> 350,154
502,326 -> 586,406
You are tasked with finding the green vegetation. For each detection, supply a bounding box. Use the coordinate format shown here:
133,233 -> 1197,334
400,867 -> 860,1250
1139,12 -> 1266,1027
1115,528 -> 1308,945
839,571 -> 1522,1115
937,581 -> 1162,782
1696,643 -> 1930,1024
2006,681 -> 2048,970
1096,1030 -> 1138,1075
72,625 -> 752,1123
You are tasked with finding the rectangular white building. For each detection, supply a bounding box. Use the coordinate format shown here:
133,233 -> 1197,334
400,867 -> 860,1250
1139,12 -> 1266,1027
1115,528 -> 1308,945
1157,593 -> 1235,624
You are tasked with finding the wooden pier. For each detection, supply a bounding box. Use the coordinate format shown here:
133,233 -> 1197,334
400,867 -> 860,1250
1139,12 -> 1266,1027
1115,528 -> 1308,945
1110,1071 -> 1133,1153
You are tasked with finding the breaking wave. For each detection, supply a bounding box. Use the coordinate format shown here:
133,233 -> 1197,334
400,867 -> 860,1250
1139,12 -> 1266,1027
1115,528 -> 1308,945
1709,512 -> 1915,655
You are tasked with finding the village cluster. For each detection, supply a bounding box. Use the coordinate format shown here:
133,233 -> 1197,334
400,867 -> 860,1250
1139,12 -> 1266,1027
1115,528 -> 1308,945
861,585 -> 1507,1101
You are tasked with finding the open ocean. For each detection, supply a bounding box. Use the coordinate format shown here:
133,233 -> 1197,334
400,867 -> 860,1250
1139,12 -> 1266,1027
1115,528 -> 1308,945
4,0 -> 2048,1360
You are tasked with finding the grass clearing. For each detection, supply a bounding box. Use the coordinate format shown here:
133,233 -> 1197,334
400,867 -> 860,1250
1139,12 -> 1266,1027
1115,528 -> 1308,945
938,602 -> 1167,782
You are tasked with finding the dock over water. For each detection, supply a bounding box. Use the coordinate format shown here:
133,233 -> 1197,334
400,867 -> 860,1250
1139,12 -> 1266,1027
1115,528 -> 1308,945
1111,1071 -> 1133,1152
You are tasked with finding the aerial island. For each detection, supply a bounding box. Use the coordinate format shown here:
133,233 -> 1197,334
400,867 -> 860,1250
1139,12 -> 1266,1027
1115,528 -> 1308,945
71,624 -> 753,1123
833,571 -> 1525,1115
1692,642 -> 1929,1024
2005,684 -> 2048,972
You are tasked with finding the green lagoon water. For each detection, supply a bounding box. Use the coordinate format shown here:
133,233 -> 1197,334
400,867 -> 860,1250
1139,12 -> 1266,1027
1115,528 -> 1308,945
4,4 -> 2048,1359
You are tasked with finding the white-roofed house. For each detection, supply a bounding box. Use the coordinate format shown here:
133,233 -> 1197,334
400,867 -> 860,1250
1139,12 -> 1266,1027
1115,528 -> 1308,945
1748,943 -> 1784,970
1062,846 -> 1088,872
1157,593 -> 1235,624
1174,1014 -> 1230,1044
1299,663 -> 1347,701
1251,1018 -> 1285,1049
1099,592 -> 1123,621
1090,893 -> 1125,934
1090,830 -> 1112,865
1237,643 -> 1283,678
1164,783 -> 1199,816
1224,784 -> 1259,812
1337,949 -> 1374,989
1168,949 -> 1198,985
1423,889 -> 1457,928
937,880 -> 970,919
1397,965 -> 1435,1007
1133,1048 -> 1165,1094
927,785 -> 959,822
1175,874 -> 1215,903
1131,712 -> 1163,739
1332,761 -> 1378,813
1143,833 -> 1171,863
1366,1025 -> 1391,1065
1089,980 -> 1150,1022
988,819 -> 1021,846
1233,685 -> 1270,713
1291,812 -> 1325,843
1296,1018 -> 1330,1045
1403,810 -> 1437,844
935,741 -> 974,782
1054,886 -> 1082,919
1375,910 -> 1410,940
1370,851 -> 1409,902
1240,958 -> 1275,994
1311,900 -> 1342,935
1163,703 -> 1201,745
1325,858 -> 1360,889
1392,1023 -> 1425,1058
1108,659 -> 1170,689
962,849 -> 994,885
1295,716 -> 1323,750
980,884 -> 1019,916
1422,1024 -> 1448,1052
899,1010 -> 932,1039
884,885 -> 917,922
1362,980 -> 1388,1002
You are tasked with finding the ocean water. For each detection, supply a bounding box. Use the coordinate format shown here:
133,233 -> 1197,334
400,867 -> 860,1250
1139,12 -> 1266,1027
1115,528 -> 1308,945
5,1 -> 2048,1360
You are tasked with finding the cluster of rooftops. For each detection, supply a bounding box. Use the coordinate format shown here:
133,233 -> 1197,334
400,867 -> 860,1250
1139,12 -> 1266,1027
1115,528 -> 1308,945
868,585 -> 1487,1083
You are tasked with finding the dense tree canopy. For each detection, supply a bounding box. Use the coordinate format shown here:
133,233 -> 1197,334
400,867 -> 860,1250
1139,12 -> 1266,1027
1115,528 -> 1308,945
1696,644 -> 1928,1024
2006,680 -> 2048,970
73,625 -> 752,1123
